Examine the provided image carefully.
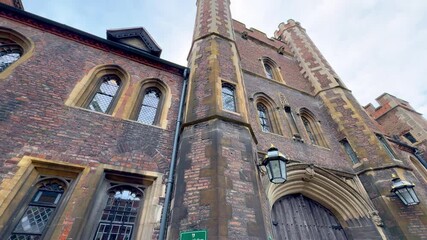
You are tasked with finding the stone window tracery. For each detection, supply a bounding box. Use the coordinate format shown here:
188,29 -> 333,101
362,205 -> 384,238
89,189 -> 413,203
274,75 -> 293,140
86,75 -> 122,114
8,177 -> 69,240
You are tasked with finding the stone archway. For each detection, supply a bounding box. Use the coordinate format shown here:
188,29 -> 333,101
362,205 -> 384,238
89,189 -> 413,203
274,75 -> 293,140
266,163 -> 385,240
272,194 -> 347,240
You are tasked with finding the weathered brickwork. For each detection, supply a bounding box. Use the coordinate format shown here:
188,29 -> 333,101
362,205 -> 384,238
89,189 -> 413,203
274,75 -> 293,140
0,12 -> 184,239
0,18 -> 183,177
1,1 -> 426,239
365,93 -> 427,160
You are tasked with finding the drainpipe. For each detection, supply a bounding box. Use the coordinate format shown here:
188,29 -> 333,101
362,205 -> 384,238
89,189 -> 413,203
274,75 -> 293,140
158,67 -> 189,240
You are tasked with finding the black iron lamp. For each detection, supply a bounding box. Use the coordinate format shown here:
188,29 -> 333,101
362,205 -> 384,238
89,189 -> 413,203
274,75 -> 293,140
391,174 -> 420,206
260,146 -> 289,184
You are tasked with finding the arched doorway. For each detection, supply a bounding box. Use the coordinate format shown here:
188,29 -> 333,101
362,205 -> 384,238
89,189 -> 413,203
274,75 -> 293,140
272,194 -> 348,240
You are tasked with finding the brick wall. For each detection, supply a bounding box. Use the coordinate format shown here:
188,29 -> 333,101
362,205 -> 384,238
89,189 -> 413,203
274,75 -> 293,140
0,18 -> 183,179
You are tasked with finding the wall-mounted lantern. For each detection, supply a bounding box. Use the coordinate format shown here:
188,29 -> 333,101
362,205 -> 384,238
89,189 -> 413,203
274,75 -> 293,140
260,146 -> 289,184
391,175 -> 420,206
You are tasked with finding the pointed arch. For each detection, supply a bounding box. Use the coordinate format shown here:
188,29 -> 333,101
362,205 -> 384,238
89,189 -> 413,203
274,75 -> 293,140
65,64 -> 130,116
266,163 -> 377,224
253,92 -> 282,135
261,57 -> 284,83
125,78 -> 171,128
0,27 -> 35,79
299,108 -> 328,147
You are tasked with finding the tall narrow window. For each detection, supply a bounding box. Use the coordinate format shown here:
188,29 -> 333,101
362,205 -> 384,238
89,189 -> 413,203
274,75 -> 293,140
257,103 -> 271,132
377,134 -> 397,159
261,57 -> 283,82
300,109 -> 328,147
222,83 -> 236,112
403,132 -> 417,143
8,178 -> 68,240
264,63 -> 274,79
0,38 -> 23,72
136,87 -> 161,125
340,139 -> 359,164
302,116 -> 317,145
94,185 -> 143,240
87,75 -> 121,114
284,106 -> 301,139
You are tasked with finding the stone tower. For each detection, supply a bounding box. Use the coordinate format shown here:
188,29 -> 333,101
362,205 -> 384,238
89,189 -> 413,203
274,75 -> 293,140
275,20 -> 427,239
169,0 -> 268,239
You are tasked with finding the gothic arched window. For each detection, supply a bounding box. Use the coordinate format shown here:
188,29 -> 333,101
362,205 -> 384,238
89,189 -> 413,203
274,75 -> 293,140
93,185 -> 143,240
264,63 -> 274,80
136,87 -> 162,125
257,103 -> 271,132
8,178 -> 68,239
222,82 -> 236,112
300,109 -> 328,147
86,75 -> 122,114
302,116 -> 317,144
0,38 -> 23,72
0,28 -> 33,77
262,57 -> 283,82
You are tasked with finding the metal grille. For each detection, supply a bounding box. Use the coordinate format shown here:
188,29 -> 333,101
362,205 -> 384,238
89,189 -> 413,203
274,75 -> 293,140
9,179 -> 65,240
88,75 -> 121,113
12,206 -> 54,234
302,117 -> 318,145
94,187 -> 141,240
257,103 -> 271,132
137,88 -> 161,125
222,83 -> 236,112
264,63 -> 274,79
8,234 -> 41,240
0,43 -> 22,72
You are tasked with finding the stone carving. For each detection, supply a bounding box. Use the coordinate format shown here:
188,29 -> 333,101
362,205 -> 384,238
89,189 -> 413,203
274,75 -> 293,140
370,210 -> 384,227
302,164 -> 315,182
279,93 -> 288,108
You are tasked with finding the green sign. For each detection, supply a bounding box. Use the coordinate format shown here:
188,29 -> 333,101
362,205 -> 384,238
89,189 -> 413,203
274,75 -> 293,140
180,230 -> 207,240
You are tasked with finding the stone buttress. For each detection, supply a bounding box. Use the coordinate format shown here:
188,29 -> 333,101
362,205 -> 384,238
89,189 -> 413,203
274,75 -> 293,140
168,0 -> 268,239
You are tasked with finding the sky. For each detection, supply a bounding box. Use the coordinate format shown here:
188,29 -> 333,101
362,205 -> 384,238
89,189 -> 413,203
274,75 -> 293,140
23,0 -> 427,117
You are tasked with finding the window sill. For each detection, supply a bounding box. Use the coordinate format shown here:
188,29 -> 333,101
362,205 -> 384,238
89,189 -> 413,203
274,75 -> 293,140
68,106 -> 167,129
222,109 -> 241,116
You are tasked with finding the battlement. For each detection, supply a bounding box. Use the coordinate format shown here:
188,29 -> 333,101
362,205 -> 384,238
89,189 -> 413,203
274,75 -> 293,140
364,93 -> 419,119
232,19 -> 287,50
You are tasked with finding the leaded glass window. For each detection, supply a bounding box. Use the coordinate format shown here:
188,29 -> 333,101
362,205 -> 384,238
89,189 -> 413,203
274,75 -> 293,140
8,179 -> 67,240
222,83 -> 236,112
93,186 -> 142,240
87,75 -> 121,114
137,87 -> 161,125
0,38 -> 23,72
257,103 -> 271,132
302,116 -> 318,145
264,63 -> 274,79
377,134 -> 397,159
340,139 -> 359,164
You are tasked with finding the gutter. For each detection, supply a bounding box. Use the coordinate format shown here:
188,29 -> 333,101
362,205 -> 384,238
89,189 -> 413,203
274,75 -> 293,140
0,3 -> 186,74
158,67 -> 189,240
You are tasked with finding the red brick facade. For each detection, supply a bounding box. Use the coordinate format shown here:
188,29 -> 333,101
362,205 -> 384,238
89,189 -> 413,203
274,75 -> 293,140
0,1 -> 426,240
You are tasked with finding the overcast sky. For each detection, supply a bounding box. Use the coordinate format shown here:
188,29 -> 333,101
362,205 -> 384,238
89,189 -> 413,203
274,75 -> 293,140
23,0 -> 427,117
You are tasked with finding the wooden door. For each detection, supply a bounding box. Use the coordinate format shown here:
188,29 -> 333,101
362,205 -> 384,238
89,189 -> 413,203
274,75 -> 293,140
272,194 -> 348,240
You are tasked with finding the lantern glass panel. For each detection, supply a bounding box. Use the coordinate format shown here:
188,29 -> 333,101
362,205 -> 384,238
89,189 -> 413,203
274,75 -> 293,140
408,188 -> 420,205
268,149 -> 279,158
280,160 -> 287,181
